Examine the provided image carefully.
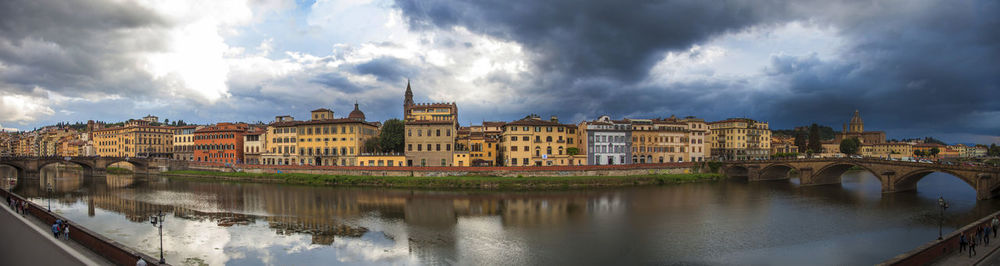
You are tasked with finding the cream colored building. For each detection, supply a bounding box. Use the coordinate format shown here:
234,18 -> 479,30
708,118 -> 771,160
357,154 -> 406,167
403,81 -> 460,166
862,142 -> 913,159
294,106 -> 379,166
93,120 -> 174,158
172,126 -> 199,160
262,116 -> 300,165
243,128 -> 266,164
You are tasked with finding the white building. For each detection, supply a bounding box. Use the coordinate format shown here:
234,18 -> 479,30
581,116 -> 631,165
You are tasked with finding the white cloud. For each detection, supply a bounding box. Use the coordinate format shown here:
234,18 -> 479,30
0,90 -> 55,123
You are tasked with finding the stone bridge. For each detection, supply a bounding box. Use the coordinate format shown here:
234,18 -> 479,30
721,158 -> 1000,200
0,156 -> 151,178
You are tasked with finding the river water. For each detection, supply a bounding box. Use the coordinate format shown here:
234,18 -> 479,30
2,166 -> 998,265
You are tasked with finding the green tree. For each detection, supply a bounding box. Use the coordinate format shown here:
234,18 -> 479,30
914,150 -> 925,157
378,119 -> 405,153
363,137 -> 381,153
567,147 -> 579,156
794,130 -> 807,153
929,147 -> 940,158
807,124 -> 822,155
990,144 -> 999,156
839,137 -> 861,155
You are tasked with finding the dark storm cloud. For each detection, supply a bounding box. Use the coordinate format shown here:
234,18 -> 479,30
311,72 -> 369,93
394,0 -> 1000,142
395,0 -> 794,82
353,57 -> 415,82
0,0 -> 168,96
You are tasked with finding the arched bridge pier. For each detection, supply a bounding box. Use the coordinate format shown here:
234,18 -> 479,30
722,159 -> 1000,200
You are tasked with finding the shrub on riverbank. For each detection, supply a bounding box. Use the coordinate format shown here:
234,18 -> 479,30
161,170 -> 725,189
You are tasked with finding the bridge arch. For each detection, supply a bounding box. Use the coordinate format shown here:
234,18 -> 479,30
37,159 -> 96,175
758,163 -> 797,180
101,158 -> 147,171
723,165 -> 749,178
893,168 -> 976,193
809,161 -> 882,186
0,162 -> 25,178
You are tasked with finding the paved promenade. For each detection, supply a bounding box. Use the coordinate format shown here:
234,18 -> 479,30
932,228 -> 1000,265
0,201 -> 109,265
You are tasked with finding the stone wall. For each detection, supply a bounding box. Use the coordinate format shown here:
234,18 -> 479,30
183,161 -> 701,177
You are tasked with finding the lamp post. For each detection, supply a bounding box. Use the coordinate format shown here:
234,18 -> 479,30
150,210 -> 166,264
46,183 -> 53,212
938,196 -> 949,240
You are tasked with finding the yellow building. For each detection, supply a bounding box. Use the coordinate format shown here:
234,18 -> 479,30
467,122 -> 503,166
357,154 -> 407,167
172,126 -> 200,161
862,142 -> 913,159
262,116 -> 300,165
500,115 -> 583,166
293,105 -> 379,166
453,151 -> 470,167
93,120 -> 174,158
708,118 -> 771,160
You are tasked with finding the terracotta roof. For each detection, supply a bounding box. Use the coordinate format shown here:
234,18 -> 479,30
347,103 -> 365,120
482,121 -> 506,127
311,108 -> 332,112
503,118 -> 573,127
271,118 -> 376,127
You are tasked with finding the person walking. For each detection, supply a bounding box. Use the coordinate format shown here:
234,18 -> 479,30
51,222 -> 60,238
62,222 -> 70,240
970,233 -> 978,257
993,216 -> 998,238
976,226 -> 984,245
961,233 -> 968,252
986,226 -> 992,246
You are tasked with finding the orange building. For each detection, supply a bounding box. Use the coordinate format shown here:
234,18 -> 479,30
194,123 -> 251,164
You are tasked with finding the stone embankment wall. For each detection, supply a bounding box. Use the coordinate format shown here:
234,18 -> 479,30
880,210 -> 1000,266
181,162 -> 702,177
0,189 -> 165,266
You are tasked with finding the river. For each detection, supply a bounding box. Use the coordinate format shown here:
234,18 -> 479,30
2,165 -> 998,265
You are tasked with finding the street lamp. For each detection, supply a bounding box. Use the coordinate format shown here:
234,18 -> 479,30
46,183 -> 53,212
150,210 -> 166,264
938,196 -> 949,240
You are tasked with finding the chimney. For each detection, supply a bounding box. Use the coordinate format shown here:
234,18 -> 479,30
550,115 -> 558,123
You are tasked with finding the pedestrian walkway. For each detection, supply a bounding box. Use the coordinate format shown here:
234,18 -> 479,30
933,229 -> 1000,265
0,200 -> 111,265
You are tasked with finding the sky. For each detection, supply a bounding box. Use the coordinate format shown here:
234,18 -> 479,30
0,0 -> 997,144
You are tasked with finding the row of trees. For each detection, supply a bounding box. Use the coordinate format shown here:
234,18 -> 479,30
793,123 -> 825,154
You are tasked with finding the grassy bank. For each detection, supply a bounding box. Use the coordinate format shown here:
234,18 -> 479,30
106,167 -> 134,174
161,170 -> 724,189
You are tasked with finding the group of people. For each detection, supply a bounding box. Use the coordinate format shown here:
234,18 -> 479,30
959,216 -> 1000,258
6,195 -> 28,215
51,219 -> 71,240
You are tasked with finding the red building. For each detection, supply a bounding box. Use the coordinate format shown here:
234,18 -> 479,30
194,123 -> 250,164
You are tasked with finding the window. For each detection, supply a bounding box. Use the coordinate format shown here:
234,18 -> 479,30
446,129 -> 451,136
417,144 -> 422,151
546,136 -> 552,142
446,144 -> 451,151
441,159 -> 446,166
408,129 -> 412,136
436,129 -> 441,136
436,144 -> 441,151
408,144 -> 413,151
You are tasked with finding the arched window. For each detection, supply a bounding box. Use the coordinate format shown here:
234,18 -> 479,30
546,147 -> 552,155
546,136 -> 552,142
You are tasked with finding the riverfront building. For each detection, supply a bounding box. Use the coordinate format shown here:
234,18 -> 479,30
580,116 -> 631,165
172,126 -> 199,161
708,118 -> 771,160
93,119 -> 174,158
629,116 -> 708,163
500,115 -> 583,166
403,81 -> 460,166
262,116 -> 299,165
193,122 -> 250,164
243,128 -> 265,165
292,106 -> 379,166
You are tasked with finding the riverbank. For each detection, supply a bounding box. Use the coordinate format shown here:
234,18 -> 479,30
161,170 -> 725,189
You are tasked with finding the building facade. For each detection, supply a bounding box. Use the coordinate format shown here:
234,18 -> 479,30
193,123 -> 250,164
835,110 -> 885,144
243,128 -> 265,165
172,126 -> 199,161
93,120 -> 174,158
708,118 -> 771,160
262,116 -> 299,165
294,106 -> 379,166
500,115 -> 583,166
581,116 -> 630,165
403,81 -> 459,166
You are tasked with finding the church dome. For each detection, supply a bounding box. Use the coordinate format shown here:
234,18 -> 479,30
348,103 -> 365,121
